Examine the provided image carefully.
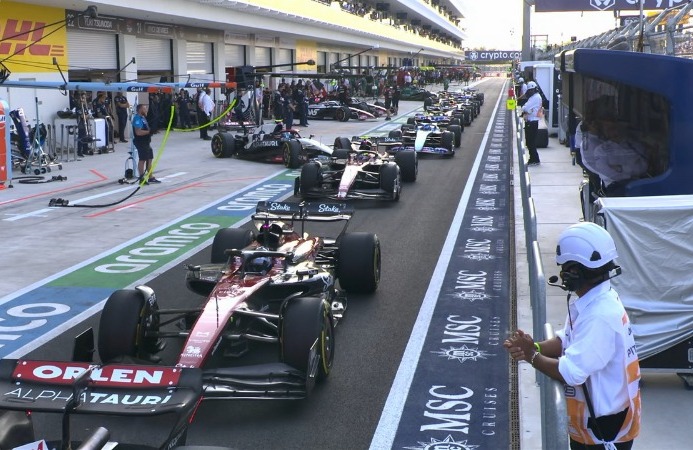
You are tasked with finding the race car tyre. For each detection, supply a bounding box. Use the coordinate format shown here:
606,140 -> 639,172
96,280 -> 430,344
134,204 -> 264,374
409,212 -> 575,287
211,228 -> 255,264
211,132 -> 235,158
98,289 -> 148,363
448,125 -> 462,148
337,232 -> 381,293
395,150 -> 418,182
280,296 -> 334,381
299,162 -> 322,196
283,140 -> 303,169
374,100 -> 386,108
336,106 -> 350,122
333,136 -> 352,150
388,129 -> 402,139
423,97 -> 433,108
379,162 -> 401,201
450,117 -> 461,127
441,131 -> 454,151
407,117 -> 416,125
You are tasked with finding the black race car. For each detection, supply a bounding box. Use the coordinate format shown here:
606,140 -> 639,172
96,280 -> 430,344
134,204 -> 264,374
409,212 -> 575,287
211,123 -> 333,168
306,100 -> 351,122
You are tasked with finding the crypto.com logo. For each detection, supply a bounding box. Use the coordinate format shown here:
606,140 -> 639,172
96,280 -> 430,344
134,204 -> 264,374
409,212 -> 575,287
591,0 -> 616,10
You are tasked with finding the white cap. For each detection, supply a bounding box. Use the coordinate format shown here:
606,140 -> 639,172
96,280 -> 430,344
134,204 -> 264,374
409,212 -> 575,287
527,81 -> 537,89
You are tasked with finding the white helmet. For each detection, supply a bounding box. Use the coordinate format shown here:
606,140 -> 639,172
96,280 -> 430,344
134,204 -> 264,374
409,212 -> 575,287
526,81 -> 537,90
555,222 -> 617,269
518,77 -> 524,83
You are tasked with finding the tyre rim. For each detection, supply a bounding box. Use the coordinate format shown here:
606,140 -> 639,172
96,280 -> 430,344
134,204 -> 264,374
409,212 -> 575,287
321,305 -> 334,374
283,143 -> 290,167
211,136 -> 220,155
373,244 -> 381,284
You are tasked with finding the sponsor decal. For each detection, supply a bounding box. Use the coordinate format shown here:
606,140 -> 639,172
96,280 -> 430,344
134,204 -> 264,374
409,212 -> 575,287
384,103 -> 513,448
3,387 -> 172,406
534,0 -> 684,12
465,51 -> 521,62
13,361 -> 180,387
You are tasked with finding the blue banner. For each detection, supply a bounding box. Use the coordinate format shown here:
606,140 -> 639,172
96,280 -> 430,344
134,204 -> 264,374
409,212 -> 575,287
535,0 -> 686,12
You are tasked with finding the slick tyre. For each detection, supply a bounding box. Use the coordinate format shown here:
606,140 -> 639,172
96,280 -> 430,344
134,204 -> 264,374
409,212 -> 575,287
337,232 -> 381,293
441,131 -> 454,151
283,140 -> 302,169
211,228 -> 255,264
98,289 -> 146,363
211,132 -> 235,158
395,150 -> 418,182
448,125 -> 462,148
333,136 -> 352,150
299,162 -> 322,196
379,162 -> 400,201
336,106 -> 350,122
388,129 -> 402,139
281,297 -> 334,382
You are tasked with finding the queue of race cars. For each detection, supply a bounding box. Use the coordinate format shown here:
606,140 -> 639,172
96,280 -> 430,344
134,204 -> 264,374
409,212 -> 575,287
0,87 -> 484,449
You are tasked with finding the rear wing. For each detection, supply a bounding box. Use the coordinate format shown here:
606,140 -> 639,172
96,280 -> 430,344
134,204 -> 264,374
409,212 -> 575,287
0,359 -> 201,417
254,201 -> 353,222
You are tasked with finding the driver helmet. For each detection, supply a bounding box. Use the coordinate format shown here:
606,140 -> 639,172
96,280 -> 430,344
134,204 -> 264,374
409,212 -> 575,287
257,222 -> 283,250
246,251 -> 273,274
422,124 -> 432,131
359,139 -> 373,150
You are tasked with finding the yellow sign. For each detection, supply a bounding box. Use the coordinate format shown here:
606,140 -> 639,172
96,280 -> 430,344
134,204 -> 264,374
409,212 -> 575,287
506,98 -> 517,110
295,40 -> 317,72
0,2 -> 68,73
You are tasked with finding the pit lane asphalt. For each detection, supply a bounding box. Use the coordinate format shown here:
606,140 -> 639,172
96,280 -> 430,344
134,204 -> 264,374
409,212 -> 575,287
7,79 -> 501,448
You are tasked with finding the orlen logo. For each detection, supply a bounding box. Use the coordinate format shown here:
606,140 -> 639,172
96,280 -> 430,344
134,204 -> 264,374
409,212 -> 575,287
0,20 -> 65,58
13,361 -> 181,387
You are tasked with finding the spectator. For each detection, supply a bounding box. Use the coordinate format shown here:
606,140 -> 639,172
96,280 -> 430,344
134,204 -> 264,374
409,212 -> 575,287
132,103 -> 161,184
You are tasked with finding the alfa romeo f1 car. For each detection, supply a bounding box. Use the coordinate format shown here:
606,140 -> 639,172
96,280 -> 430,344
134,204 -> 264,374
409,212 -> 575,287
387,122 -> 458,157
211,123 -> 333,168
295,136 -> 418,201
99,201 -> 377,400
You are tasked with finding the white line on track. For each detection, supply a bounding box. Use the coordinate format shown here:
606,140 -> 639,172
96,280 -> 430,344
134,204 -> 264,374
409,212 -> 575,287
2,172 -> 187,222
369,83 -> 507,449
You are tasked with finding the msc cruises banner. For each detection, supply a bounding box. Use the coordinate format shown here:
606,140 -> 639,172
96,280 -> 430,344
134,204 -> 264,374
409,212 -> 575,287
535,0 -> 686,12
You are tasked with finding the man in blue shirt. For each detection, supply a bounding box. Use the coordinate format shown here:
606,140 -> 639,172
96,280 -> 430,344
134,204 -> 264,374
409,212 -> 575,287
132,103 -> 161,184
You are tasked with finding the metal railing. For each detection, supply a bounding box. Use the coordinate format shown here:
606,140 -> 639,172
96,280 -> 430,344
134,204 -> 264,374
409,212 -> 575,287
514,106 -> 569,450
535,2 -> 693,60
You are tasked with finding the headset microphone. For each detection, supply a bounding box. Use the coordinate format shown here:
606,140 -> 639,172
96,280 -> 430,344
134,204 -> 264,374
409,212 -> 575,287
547,275 -> 567,289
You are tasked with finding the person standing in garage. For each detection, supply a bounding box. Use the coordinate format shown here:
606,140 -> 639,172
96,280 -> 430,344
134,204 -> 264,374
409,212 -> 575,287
197,88 -> 214,140
114,93 -> 130,142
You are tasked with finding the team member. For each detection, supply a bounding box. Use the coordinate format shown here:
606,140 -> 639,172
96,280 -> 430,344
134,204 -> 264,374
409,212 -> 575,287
197,88 -> 214,140
521,81 -> 543,166
132,103 -> 161,184
114,93 -> 130,142
504,222 -> 641,450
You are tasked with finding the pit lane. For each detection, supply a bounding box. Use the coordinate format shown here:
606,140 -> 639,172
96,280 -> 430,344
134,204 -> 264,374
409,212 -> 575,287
13,78 -> 511,448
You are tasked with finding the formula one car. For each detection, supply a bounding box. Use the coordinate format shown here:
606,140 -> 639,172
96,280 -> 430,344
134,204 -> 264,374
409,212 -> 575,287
295,136 -> 417,201
306,100 -> 352,122
406,113 -> 463,147
88,201 -> 379,402
387,122 -> 458,157
0,357 -> 204,449
211,122 -> 333,168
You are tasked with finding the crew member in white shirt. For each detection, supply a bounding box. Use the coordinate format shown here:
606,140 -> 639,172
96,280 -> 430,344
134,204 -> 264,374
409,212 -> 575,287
521,81 -> 543,165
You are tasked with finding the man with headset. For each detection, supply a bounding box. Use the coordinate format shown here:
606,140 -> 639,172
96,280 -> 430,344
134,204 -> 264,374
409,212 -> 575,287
504,222 -> 641,449
521,81 -> 544,166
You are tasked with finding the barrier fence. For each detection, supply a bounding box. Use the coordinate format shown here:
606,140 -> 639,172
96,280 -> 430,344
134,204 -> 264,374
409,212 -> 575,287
514,108 -> 569,450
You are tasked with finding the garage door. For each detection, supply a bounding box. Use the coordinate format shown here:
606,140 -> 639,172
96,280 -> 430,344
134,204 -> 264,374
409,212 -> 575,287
137,38 -> 171,71
225,44 -> 245,66
67,31 -> 117,69
255,46 -> 271,67
187,41 -> 213,74
276,48 -> 292,72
